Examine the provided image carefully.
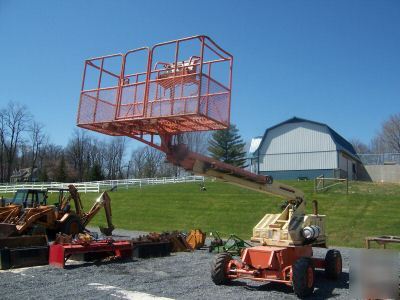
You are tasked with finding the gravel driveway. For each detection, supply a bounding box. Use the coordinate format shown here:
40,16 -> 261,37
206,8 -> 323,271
0,229 -> 350,299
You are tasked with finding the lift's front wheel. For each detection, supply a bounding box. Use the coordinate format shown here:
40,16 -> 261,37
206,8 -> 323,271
292,257 -> 315,298
325,249 -> 342,280
211,252 -> 232,285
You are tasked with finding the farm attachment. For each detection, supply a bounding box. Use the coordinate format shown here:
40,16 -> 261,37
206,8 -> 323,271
49,229 -> 207,268
49,233 -> 132,268
186,229 -> 206,250
209,231 -> 252,256
0,235 -> 49,270
135,229 -> 206,253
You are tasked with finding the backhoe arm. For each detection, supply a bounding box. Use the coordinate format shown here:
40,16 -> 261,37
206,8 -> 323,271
67,185 -> 114,236
81,191 -> 114,236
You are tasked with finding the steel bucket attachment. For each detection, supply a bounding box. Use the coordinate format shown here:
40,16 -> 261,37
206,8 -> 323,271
99,226 -> 114,236
0,223 -> 17,238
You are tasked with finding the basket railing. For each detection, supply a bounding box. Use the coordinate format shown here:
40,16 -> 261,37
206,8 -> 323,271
77,35 -> 232,132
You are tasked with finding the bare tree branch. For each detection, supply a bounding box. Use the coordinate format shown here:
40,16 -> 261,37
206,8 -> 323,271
0,102 -> 31,181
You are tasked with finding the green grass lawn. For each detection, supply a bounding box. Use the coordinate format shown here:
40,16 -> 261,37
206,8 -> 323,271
75,180 -> 400,248
2,180 -> 400,248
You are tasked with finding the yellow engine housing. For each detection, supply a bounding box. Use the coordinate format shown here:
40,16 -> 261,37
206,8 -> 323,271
251,201 -> 327,247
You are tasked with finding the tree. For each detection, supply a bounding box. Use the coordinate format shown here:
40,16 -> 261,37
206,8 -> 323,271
0,102 -> 30,181
38,166 -> 49,182
104,137 -> 126,179
381,113 -> 400,152
55,155 -> 68,182
66,129 -> 91,181
175,132 -> 210,154
29,121 -> 47,181
208,124 -> 247,168
349,138 -> 370,154
130,147 -> 147,178
142,147 -> 164,178
39,143 -> 63,180
130,146 -> 176,178
89,162 -> 104,181
370,135 -> 387,153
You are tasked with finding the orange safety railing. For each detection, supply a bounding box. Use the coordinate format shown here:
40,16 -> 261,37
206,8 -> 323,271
77,36 -> 233,139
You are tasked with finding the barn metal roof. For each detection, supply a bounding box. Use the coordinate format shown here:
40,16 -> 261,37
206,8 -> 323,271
254,117 -> 360,161
248,136 -> 262,155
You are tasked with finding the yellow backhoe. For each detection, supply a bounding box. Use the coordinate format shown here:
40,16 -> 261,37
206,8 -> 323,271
0,185 -> 114,238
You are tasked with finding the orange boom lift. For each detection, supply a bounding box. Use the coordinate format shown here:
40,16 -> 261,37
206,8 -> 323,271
77,36 -> 342,297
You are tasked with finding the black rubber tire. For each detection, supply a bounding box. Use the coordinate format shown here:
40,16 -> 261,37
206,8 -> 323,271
211,252 -> 232,285
60,215 -> 84,235
325,249 -> 342,280
292,257 -> 315,298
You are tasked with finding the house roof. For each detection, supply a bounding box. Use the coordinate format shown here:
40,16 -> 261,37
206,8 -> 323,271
254,117 -> 360,162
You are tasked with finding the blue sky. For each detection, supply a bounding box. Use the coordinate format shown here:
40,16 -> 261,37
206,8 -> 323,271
0,0 -> 399,149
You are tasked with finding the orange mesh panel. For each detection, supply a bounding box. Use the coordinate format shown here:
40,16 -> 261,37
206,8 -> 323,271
78,91 -> 96,124
199,75 -> 229,125
118,82 -> 145,118
146,72 -> 201,118
78,88 -> 118,124
94,88 -> 118,123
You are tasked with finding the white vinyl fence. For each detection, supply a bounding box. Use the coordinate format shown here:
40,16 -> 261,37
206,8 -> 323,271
0,175 -> 205,194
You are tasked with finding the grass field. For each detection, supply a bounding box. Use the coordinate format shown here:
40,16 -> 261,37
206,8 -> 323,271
2,180 -> 400,248
74,180 -> 400,248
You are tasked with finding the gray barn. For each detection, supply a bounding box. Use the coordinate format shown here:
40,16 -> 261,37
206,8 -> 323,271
249,117 -> 361,180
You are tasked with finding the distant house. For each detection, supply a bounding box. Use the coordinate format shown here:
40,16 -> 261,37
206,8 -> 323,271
10,167 -> 38,183
249,117 -> 361,180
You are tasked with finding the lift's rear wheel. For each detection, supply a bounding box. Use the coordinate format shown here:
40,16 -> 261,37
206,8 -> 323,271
211,252 -> 232,285
61,215 -> 83,235
292,257 -> 315,298
325,249 -> 342,280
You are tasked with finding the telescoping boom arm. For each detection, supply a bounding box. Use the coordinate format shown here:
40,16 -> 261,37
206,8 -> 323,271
166,144 -> 304,203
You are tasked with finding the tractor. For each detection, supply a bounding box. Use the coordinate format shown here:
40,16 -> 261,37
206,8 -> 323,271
0,185 -> 114,238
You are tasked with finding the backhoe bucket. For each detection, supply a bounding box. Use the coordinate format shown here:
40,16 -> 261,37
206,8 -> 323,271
0,223 -> 17,238
99,226 -> 114,236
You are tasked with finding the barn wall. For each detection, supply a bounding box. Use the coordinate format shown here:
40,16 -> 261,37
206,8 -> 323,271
260,169 -> 335,180
259,151 -> 337,171
258,122 -> 338,172
338,152 -> 356,179
259,122 -> 337,154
